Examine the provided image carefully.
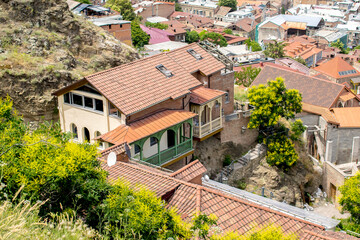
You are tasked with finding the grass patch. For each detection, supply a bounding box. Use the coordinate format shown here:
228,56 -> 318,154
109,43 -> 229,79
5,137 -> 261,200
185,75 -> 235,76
234,85 -> 248,102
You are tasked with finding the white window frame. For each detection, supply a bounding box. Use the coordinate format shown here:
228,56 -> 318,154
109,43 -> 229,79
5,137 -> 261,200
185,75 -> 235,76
64,92 -> 104,114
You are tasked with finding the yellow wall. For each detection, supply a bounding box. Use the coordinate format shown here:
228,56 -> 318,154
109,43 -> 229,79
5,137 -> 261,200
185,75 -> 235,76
58,90 -> 125,144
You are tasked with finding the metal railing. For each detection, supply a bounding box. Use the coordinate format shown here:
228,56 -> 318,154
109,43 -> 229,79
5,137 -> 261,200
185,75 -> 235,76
142,139 -> 193,166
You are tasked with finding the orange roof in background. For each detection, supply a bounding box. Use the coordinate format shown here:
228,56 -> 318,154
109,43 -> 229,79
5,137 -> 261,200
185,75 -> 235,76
237,0 -> 268,6
282,21 -> 307,30
190,86 -> 225,105
302,103 -> 339,125
284,42 -> 322,59
331,107 -> 360,128
314,57 -> 360,79
169,159 -> 207,181
339,91 -> 356,102
98,110 -> 197,145
301,47 -> 322,60
227,36 -> 248,44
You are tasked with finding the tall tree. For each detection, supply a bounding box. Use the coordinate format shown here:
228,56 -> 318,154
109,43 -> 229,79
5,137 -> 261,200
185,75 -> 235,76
330,39 -> 349,54
245,39 -> 262,52
185,30 -> 200,43
339,173 -> 360,219
218,0 -> 237,11
200,32 -> 228,47
105,0 -> 136,21
247,77 -> 302,129
131,20 -> 150,48
234,66 -> 261,87
263,40 -> 286,59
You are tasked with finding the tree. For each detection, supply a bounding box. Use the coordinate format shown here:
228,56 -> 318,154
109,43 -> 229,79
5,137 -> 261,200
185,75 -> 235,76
265,135 -> 298,169
281,5 -> 286,14
234,66 -> 261,87
175,2 -> 182,11
245,38 -> 262,52
105,0 -> 136,21
200,32 -> 228,47
218,0 -> 237,11
264,40 -> 286,59
97,180 -> 191,239
339,173 -> 360,219
294,56 -> 307,66
75,0 -> 91,3
330,39 -> 350,54
223,29 -> 233,35
290,119 -> 306,141
131,20 -> 150,48
185,30 -> 200,43
145,22 -> 168,30
247,77 -> 302,129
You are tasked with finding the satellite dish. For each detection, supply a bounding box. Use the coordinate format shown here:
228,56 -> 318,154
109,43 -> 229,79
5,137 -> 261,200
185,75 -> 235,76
125,144 -> 131,158
107,152 -> 116,167
204,175 -> 210,182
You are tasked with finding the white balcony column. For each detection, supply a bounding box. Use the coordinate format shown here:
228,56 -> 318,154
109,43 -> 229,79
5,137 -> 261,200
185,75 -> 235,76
208,101 -> 214,131
199,105 -> 204,138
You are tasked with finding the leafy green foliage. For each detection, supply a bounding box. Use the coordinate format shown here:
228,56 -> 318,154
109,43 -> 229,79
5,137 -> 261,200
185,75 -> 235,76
339,172 -> 360,220
330,39 -> 350,54
145,22 -> 168,30
211,224 -> 298,239
290,119 -> 306,141
223,29 -> 233,35
175,2 -> 182,11
264,40 -> 286,59
105,0 -> 136,21
294,56 -> 307,66
338,217 -> 360,235
245,39 -> 262,52
131,20 -> 150,48
265,135 -> 298,169
218,0 -> 237,11
96,180 -> 191,239
247,77 -> 302,129
75,0 -> 91,3
191,213 -> 218,239
185,30 -> 200,43
234,66 -> 261,87
200,32 -> 228,47
223,154 -> 232,167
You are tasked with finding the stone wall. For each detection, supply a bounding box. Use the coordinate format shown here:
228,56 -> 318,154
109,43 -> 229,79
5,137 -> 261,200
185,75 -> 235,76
322,161 -> 346,207
221,115 -> 258,147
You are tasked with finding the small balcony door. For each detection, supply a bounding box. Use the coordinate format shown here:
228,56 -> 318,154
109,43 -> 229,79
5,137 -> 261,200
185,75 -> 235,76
167,130 -> 176,148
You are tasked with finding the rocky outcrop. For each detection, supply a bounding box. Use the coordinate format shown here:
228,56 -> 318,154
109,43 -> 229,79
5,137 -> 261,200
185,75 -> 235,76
0,0 -> 138,122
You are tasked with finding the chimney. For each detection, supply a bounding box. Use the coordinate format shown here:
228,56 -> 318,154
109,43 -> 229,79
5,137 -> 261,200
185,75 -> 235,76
260,62 -> 264,66
102,142 -> 130,164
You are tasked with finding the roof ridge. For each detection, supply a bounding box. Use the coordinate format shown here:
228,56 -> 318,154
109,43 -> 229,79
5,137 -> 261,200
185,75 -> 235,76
170,159 -> 201,177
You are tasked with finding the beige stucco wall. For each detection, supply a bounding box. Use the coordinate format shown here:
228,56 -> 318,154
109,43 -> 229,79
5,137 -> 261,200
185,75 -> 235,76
58,90 -> 125,144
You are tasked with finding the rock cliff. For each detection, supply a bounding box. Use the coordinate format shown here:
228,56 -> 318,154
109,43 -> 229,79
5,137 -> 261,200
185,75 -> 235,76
0,0 -> 138,122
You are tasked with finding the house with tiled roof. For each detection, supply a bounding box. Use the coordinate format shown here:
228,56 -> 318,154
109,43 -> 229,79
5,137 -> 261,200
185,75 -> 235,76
252,65 -> 360,205
53,43 -> 235,170
99,154 -> 356,239
312,57 -> 360,93
225,17 -> 258,39
284,41 -> 323,67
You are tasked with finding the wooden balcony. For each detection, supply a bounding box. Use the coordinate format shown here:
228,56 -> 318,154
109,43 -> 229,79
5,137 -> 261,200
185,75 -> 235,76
193,117 -> 222,139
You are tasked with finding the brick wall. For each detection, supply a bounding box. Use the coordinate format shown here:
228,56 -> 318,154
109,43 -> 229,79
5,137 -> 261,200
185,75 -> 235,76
221,116 -> 258,146
209,70 -> 234,115
127,95 -> 190,123
322,161 -> 346,207
101,23 -> 132,45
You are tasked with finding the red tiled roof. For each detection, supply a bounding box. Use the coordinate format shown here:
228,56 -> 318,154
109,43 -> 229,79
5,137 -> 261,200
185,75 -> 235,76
101,142 -> 128,158
102,160 -> 328,236
190,86 -> 225,105
234,17 -> 257,32
302,103 -> 339,125
227,36 -> 248,44
140,25 -> 173,44
252,65 -> 346,108
331,107 -> 360,128
314,57 -> 360,79
170,159 -> 207,181
216,6 -> 232,16
339,91 -> 356,102
97,110 -> 197,145
300,229 -> 358,240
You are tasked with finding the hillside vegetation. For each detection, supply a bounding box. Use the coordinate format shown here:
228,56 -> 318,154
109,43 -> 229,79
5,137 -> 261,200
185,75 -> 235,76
0,0 -> 138,123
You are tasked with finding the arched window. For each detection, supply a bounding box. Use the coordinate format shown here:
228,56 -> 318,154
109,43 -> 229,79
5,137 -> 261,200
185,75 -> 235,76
95,131 -> 104,149
71,123 -> 78,139
225,90 -> 230,103
83,127 -> 90,142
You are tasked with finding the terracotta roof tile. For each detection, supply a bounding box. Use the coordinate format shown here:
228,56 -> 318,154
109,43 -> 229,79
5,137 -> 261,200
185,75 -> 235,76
331,107 -> 360,128
190,86 -> 225,105
234,17 -> 257,32
302,103 -> 339,125
314,57 -> 360,79
252,65 -> 345,108
170,159 -> 207,181
300,229 -> 358,240
339,91 -> 356,102
84,49 -> 202,116
97,110 -> 197,145
216,6 -> 232,16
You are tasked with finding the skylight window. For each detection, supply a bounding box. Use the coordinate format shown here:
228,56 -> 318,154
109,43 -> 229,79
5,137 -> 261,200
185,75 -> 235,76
156,64 -> 173,77
338,70 -> 357,76
187,49 -> 203,60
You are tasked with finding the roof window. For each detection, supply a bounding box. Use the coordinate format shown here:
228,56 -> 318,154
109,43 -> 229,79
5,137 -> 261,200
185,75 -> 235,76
187,49 -> 203,60
338,70 -> 356,76
156,64 -> 173,77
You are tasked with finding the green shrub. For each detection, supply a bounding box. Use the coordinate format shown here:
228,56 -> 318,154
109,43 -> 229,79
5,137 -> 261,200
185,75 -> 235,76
265,136 -> 298,169
290,119 -> 306,141
236,179 -> 247,190
223,154 -> 232,167
145,22 -> 168,30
